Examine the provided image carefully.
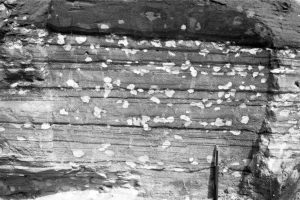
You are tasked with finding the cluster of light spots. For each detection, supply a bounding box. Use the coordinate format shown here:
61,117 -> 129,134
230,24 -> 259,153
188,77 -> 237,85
113,79 -> 121,87
199,49 -> 209,57
122,48 -> 139,56
75,36 -> 87,44
132,68 -> 149,76
213,118 -> 232,127
153,116 -> 174,124
278,49 -> 297,59
240,48 -> 262,55
57,34 -> 65,45
181,60 -> 191,70
81,96 -> 90,103
189,157 -> 198,165
151,40 -> 162,47
180,115 -> 192,127
66,79 -> 79,88
138,155 -> 149,163
72,149 -> 85,158
125,84 -> 137,95
239,85 -> 256,90
240,116 -> 249,124
41,123 -> 51,130
117,99 -> 129,108
165,40 -> 176,48
59,108 -> 68,115
93,106 -> 107,118
118,37 -> 129,47
127,116 -> 151,131
157,62 -> 178,74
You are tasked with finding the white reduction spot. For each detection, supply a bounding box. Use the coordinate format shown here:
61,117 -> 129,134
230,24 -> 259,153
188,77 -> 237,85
206,155 -> 213,163
180,115 -> 191,121
75,36 -> 87,44
99,23 -> 110,29
57,34 -> 65,45
187,89 -> 194,94
63,44 -> 72,51
85,56 -> 92,62
41,123 -> 51,130
232,171 -> 242,178
101,62 -> 108,68
230,130 -> 241,135
81,96 -> 90,103
118,19 -> 125,24
150,96 -> 160,104
0,126 -> 5,132
93,107 -> 106,118
190,102 -> 204,109
72,149 -> 85,158
122,100 -> 129,108
174,135 -> 183,140
215,118 -> 224,127
126,161 -> 136,168
162,140 -> 171,149
218,82 -> 232,90
190,67 -> 197,77
104,150 -> 115,156
66,79 -> 79,88
138,155 -> 149,163
17,136 -> 26,141
165,89 -> 175,97
98,143 -> 111,151
59,108 -> 68,115
126,84 -> 135,90
241,116 -> 249,124
165,40 -> 176,47
181,24 -> 187,30
104,77 -> 112,83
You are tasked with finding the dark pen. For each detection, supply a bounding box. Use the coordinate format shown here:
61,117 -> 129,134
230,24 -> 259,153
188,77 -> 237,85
214,145 -> 219,200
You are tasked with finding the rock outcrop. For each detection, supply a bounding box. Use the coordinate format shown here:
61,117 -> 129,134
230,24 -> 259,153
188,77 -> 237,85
0,0 -> 299,199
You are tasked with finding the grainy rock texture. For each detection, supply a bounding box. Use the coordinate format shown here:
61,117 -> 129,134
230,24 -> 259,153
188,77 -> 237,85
0,0 -> 299,199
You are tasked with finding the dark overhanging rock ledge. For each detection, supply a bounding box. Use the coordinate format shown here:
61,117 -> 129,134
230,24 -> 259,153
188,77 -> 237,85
46,0 -> 300,49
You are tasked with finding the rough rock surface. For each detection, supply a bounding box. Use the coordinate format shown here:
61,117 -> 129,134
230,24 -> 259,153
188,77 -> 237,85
0,0 -> 299,199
